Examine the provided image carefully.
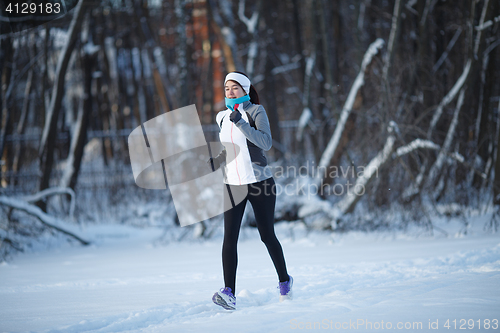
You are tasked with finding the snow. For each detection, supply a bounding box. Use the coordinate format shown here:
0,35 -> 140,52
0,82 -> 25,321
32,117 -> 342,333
0,196 -> 89,245
1,215 -> 499,333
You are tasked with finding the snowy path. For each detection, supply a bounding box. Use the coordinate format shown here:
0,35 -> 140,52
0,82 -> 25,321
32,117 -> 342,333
1,221 -> 499,333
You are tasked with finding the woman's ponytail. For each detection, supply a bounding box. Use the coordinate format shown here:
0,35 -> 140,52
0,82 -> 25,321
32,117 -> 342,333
249,85 -> 260,104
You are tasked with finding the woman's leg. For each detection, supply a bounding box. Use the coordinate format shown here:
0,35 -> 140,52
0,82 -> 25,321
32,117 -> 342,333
222,185 -> 247,294
248,177 -> 289,282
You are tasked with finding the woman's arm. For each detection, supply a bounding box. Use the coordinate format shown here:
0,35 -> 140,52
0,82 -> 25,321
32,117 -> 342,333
209,111 -> 227,169
233,105 -> 273,151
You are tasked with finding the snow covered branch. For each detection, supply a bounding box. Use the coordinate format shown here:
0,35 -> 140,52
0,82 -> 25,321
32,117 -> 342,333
475,15 -> 500,32
427,59 -> 471,138
392,139 -> 440,158
20,186 -> 76,219
315,38 -> 384,187
271,62 -> 301,76
433,28 -> 462,73
302,53 -> 316,106
405,0 -> 418,15
297,121 -> 399,222
474,0 -> 491,59
238,0 -> 259,34
393,135 -> 487,199
296,54 -> 316,142
238,0 -> 260,76
404,87 -> 466,199
420,0 -> 437,27
296,107 -> 312,142
0,196 -> 90,246
358,0 -> 371,30
336,121 -> 397,215
425,88 -> 465,188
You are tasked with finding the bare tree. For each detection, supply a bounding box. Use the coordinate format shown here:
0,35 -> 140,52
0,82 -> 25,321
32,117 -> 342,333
238,0 -> 261,77
38,0 -> 89,207
60,12 -> 98,190
315,38 -> 384,188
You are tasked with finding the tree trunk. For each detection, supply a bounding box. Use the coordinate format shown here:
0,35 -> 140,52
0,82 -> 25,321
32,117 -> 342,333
133,0 -> 173,113
207,0 -> 245,72
290,0 -> 306,87
38,0 -> 89,206
264,46 -> 282,161
175,0 -> 189,107
382,0 -> 402,85
494,98 -> 500,206
11,68 -> 33,179
60,16 -> 97,191
0,36 -> 14,186
316,0 -> 338,113
261,0 -> 281,160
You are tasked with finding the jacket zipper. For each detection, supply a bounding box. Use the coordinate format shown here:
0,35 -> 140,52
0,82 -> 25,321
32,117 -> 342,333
230,104 -> 242,185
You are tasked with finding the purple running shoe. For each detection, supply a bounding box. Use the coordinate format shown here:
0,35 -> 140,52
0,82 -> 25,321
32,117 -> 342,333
212,287 -> 236,310
279,275 -> 293,302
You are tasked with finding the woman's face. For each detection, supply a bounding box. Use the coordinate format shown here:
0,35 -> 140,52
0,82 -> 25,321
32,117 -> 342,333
225,80 -> 246,99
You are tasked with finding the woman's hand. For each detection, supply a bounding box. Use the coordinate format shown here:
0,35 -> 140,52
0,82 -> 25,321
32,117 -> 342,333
229,110 -> 242,123
207,157 -> 221,171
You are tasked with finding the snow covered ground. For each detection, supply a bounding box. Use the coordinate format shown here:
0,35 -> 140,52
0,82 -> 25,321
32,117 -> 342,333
1,212 -> 499,333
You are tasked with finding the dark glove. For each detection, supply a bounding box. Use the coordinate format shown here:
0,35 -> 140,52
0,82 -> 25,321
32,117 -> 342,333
229,110 -> 242,123
207,157 -> 221,171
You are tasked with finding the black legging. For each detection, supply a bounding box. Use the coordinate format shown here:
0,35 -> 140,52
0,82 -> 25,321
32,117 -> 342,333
222,176 -> 289,294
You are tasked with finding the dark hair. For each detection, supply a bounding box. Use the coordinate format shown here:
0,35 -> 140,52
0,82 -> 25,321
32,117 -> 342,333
230,71 -> 260,104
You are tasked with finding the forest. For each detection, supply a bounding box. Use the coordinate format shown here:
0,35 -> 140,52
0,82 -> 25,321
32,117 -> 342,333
1,0 -> 500,259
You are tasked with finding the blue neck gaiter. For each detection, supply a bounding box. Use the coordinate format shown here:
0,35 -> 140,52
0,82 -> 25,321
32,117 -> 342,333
225,95 -> 250,111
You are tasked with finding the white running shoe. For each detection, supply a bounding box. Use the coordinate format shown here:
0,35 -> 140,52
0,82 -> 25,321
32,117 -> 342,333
212,287 -> 236,310
279,275 -> 293,302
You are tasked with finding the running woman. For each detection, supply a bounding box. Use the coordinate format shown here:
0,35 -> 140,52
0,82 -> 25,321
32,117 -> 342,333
207,71 -> 293,310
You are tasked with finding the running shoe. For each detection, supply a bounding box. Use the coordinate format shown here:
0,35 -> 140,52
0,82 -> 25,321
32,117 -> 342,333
212,287 -> 236,310
279,275 -> 293,302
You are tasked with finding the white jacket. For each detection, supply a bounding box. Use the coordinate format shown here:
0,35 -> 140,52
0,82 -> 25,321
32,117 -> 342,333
214,101 -> 273,185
